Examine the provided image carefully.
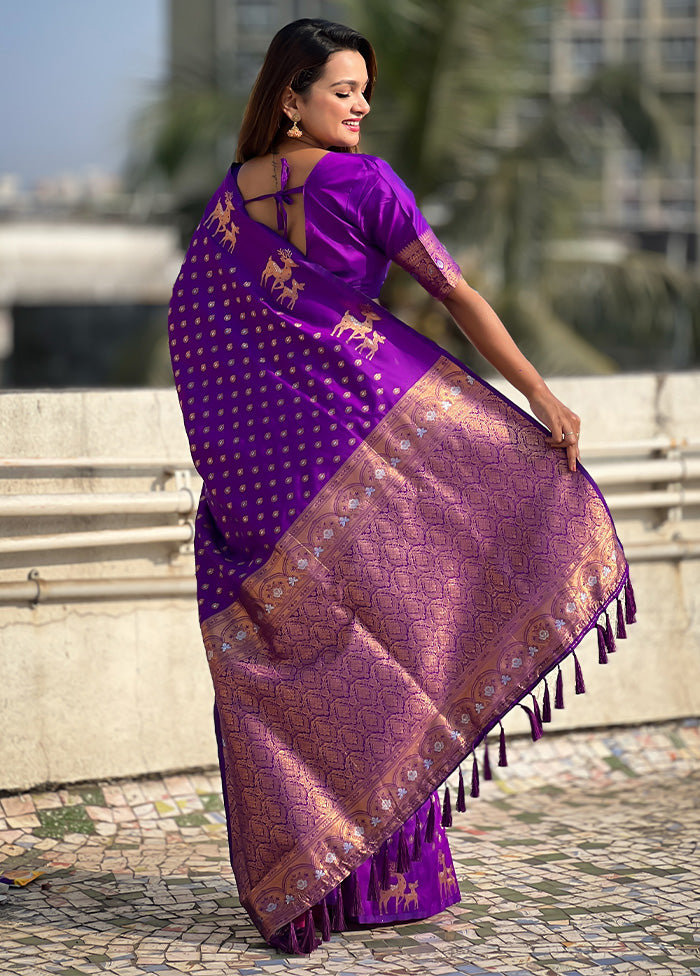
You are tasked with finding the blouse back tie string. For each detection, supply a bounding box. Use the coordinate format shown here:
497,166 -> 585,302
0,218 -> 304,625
243,157 -> 304,237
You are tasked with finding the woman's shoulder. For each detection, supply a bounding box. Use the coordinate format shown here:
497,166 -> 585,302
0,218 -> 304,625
318,153 -> 408,202
322,151 -> 398,180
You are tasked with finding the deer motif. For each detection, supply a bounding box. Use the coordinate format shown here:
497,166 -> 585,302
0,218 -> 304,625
261,249 -> 298,292
437,850 -> 458,902
278,278 -> 305,310
377,873 -> 406,914
354,331 -> 386,360
331,304 -> 382,340
204,191 -> 235,237
400,880 -> 419,911
221,219 -> 240,253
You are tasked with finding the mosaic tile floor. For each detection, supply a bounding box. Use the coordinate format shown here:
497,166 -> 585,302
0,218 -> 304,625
1,720 -> 699,976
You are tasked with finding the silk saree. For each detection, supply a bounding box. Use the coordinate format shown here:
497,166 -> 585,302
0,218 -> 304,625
168,151 -> 635,952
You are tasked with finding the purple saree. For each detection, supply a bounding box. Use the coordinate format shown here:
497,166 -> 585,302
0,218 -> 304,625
168,152 -> 635,952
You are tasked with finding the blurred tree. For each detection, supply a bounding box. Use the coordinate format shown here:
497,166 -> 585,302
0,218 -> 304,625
126,86 -> 243,243
349,0 -> 697,374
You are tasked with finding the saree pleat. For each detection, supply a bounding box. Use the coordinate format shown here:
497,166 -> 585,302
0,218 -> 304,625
169,163 -> 635,949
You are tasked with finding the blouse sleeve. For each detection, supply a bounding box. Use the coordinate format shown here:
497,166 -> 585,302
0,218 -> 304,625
351,156 -> 463,300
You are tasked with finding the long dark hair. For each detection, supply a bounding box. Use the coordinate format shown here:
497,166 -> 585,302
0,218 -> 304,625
236,19 -> 377,162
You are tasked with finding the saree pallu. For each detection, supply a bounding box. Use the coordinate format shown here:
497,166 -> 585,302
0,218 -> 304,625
168,166 -> 635,950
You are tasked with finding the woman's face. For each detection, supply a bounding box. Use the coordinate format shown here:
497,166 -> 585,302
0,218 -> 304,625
286,49 -> 370,150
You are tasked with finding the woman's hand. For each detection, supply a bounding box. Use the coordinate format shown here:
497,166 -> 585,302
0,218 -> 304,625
443,280 -> 581,472
527,387 -> 581,473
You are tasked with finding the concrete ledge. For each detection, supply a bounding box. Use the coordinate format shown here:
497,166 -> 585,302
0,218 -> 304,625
1,374 -> 699,791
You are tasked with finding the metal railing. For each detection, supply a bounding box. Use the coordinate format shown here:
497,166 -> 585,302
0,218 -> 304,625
1,435 -> 698,605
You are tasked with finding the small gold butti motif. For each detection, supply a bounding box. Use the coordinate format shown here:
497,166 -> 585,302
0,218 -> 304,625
331,305 -> 385,360
261,249 -> 304,308
205,191 -> 240,252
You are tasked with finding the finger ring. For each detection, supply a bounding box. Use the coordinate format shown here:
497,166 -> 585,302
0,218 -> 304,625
564,431 -> 575,437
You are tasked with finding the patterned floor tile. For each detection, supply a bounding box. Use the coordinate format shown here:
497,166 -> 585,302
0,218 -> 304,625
0,721 -> 699,975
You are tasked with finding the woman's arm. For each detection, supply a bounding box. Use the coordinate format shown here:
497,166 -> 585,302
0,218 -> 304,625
443,278 -> 581,472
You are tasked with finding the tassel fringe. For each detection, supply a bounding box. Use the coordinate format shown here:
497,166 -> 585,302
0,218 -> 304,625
300,909 -> 317,953
597,623 -> 608,664
605,611 -> 617,654
379,840 -> 391,890
367,852 -> 380,901
320,896 -> 331,941
289,919 -> 300,954
483,739 -> 493,780
555,666 -> 564,709
425,797 -> 436,843
412,814 -> 422,860
541,680 -> 552,723
353,581 -> 636,875
499,723 -> 508,767
456,766 -> 467,812
520,703 -> 543,741
616,598 -> 627,639
470,754 -> 480,798
531,694 -> 542,729
441,786 -> 453,827
348,869 -> 362,917
625,576 -> 637,623
397,825 -> 411,873
331,888 -> 346,932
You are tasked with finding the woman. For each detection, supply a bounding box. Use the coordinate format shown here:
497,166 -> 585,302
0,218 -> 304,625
168,19 -> 635,954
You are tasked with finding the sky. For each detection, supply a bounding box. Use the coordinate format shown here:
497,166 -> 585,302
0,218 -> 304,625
0,0 -> 166,186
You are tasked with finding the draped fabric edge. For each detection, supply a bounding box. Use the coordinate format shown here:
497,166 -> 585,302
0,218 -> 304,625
217,568 -> 635,955
203,353 -> 636,950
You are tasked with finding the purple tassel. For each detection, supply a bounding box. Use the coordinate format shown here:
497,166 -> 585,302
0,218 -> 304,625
320,896 -> 331,941
425,797 -> 436,843
456,767 -> 467,811
379,839 -> 391,890
605,611 -> 617,654
541,680 -> 552,723
531,694 -> 543,729
520,703 -> 543,741
625,576 -> 637,624
300,909 -> 316,953
331,888 -> 346,932
597,624 -> 608,664
498,723 -> 508,767
412,814 -> 422,860
397,825 -> 411,873
347,869 -> 362,917
574,652 -> 586,694
289,920 -> 300,954
470,754 -> 480,798
555,667 -> 564,709
483,739 -> 493,780
441,786 -> 452,827
616,598 -> 627,639
367,852 -> 380,901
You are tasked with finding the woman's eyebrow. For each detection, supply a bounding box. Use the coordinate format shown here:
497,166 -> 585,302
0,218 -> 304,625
330,79 -> 367,87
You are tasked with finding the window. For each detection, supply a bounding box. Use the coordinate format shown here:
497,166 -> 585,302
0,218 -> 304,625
623,36 -> 642,64
662,0 -> 696,17
570,37 -> 604,76
660,36 -> 696,71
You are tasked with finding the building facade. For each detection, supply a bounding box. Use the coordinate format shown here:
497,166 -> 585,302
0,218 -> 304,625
534,0 -> 698,260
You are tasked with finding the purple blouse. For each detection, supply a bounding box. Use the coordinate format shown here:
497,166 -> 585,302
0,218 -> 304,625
234,152 -> 462,301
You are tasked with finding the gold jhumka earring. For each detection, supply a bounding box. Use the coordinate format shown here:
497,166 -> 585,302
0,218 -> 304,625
287,114 -> 302,138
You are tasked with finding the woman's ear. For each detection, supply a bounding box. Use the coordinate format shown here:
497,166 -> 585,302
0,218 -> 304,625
281,86 -> 301,120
